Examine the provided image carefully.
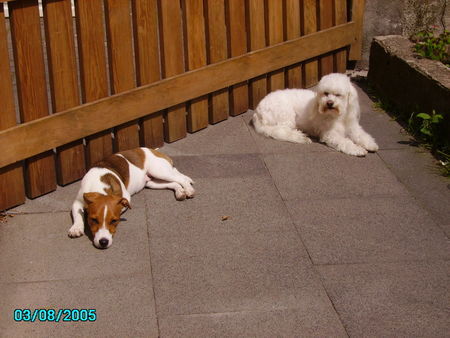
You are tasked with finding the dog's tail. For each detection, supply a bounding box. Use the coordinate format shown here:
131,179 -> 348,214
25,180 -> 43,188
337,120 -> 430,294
252,111 -> 309,144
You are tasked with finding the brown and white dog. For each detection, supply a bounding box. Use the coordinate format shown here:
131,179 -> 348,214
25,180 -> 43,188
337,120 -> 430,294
68,147 -> 194,249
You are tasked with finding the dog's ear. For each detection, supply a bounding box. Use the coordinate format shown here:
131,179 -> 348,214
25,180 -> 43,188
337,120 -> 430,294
347,83 -> 361,119
118,198 -> 131,210
83,192 -> 102,204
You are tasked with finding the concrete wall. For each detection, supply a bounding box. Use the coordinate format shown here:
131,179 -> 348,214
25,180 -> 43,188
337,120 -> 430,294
360,0 -> 450,68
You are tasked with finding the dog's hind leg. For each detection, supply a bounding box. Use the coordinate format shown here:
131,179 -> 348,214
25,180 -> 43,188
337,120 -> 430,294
172,167 -> 194,184
254,122 -> 312,143
146,158 -> 195,198
146,179 -> 187,201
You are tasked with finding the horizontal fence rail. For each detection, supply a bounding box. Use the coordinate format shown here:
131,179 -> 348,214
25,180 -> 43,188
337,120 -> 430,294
0,0 -> 365,210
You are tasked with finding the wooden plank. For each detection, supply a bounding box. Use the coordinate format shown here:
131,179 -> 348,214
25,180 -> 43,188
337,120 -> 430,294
335,0 -> 348,73
227,0 -> 248,115
75,0 -> 112,166
266,0 -> 285,91
303,0 -> 319,87
285,0 -> 302,88
0,22 -> 357,168
132,0 -> 164,148
247,0 -> 267,108
0,7 -> 25,210
9,0 -> 56,198
319,0 -> 334,77
205,0 -> 229,124
159,0 -> 187,142
183,0 -> 209,132
349,0 -> 365,60
43,0 -> 85,186
105,0 -> 139,151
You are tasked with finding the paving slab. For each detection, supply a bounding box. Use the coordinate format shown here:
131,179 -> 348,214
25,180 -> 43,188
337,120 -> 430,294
159,307 -> 347,338
161,115 -> 258,156
286,195 -> 450,264
0,274 -> 158,338
263,152 -> 409,201
146,176 -> 295,238
171,153 -> 267,179
0,210 -> 151,283
149,231 -> 316,316
378,148 -> 450,226
317,261 -> 450,337
353,81 -> 414,151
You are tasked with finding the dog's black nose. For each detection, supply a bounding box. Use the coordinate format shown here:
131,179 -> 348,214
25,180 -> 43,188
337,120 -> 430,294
327,101 -> 334,108
99,238 -> 109,248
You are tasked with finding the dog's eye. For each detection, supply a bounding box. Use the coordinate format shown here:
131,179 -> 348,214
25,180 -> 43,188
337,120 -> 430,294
110,219 -> 119,225
335,94 -> 341,97
324,92 -> 329,96
90,218 -> 99,224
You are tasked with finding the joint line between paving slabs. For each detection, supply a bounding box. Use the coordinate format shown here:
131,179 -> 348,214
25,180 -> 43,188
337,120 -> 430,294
375,152 -> 450,239
144,198 -> 162,337
251,130 -> 351,336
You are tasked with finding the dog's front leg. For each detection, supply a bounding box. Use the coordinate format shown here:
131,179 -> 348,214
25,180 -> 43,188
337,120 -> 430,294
321,130 -> 367,156
347,123 -> 379,152
68,199 -> 85,238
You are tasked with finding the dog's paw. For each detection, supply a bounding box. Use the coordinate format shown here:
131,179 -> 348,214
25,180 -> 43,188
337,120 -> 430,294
362,140 -> 379,152
291,132 -> 312,144
185,185 -> 195,199
175,188 -> 187,201
302,137 -> 313,144
68,224 -> 84,238
345,145 -> 368,157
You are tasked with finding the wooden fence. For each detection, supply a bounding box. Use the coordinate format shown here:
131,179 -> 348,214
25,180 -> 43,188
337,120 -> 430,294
0,0 -> 365,211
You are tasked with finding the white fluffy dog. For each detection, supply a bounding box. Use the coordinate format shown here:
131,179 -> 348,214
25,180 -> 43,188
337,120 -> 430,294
252,73 -> 378,156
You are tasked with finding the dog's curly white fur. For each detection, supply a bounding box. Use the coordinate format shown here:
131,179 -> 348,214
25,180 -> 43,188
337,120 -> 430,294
252,73 -> 378,156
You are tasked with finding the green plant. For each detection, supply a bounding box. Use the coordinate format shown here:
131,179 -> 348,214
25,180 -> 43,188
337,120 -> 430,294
436,150 -> 450,176
415,110 -> 443,139
413,30 -> 450,66
409,110 -> 450,176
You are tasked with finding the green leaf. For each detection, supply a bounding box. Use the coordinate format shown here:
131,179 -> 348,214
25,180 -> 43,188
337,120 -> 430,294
420,127 -> 432,136
431,114 -> 443,123
416,113 -> 431,120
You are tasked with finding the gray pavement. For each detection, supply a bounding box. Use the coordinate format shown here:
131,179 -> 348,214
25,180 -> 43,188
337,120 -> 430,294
1,83 -> 449,337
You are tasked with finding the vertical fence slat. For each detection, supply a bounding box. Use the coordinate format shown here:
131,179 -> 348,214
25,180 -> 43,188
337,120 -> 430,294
9,0 -> 56,198
105,0 -> 139,151
266,0 -> 285,91
75,0 -> 112,166
159,0 -> 187,142
205,0 -> 229,124
132,0 -> 164,148
227,0 -> 248,115
335,0 -> 348,73
0,7 -> 25,210
349,0 -> 365,60
43,0 -> 85,186
285,0 -> 302,88
183,0 -> 209,132
319,0 -> 334,76
303,0 -> 319,87
247,0 -> 267,108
